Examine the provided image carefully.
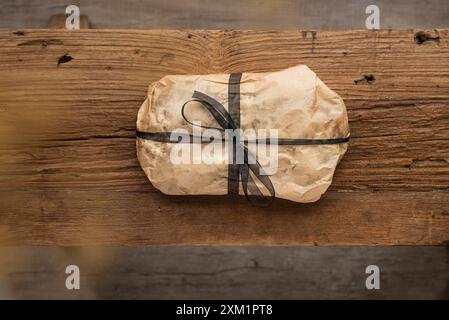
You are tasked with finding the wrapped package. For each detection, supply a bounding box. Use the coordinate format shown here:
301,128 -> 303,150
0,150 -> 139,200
136,65 -> 350,204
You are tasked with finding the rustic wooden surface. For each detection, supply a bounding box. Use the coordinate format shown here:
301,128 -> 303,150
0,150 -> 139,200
1,246 -> 448,299
2,0 -> 449,30
0,29 -> 449,245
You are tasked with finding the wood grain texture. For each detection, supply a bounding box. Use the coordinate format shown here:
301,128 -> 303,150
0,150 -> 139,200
0,29 -> 448,245
1,246 -> 448,299
2,0 -> 449,29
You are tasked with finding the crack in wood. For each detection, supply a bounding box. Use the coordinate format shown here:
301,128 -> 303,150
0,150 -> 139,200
301,30 -> 317,53
407,158 -> 449,169
46,134 -> 135,142
17,39 -> 63,47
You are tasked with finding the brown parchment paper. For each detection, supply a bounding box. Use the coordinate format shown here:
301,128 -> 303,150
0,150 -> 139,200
136,65 -> 350,203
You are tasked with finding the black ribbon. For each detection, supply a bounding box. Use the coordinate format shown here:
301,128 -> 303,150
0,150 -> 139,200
180,89 -> 276,206
136,73 -> 350,205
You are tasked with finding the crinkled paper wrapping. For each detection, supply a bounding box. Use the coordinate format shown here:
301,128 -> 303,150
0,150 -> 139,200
136,65 -> 349,203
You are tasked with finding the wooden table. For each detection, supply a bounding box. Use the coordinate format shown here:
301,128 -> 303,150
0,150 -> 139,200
1,29 -> 448,245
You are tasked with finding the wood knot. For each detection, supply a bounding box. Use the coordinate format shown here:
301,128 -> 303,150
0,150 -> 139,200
354,74 -> 375,85
414,31 -> 440,45
57,54 -> 74,67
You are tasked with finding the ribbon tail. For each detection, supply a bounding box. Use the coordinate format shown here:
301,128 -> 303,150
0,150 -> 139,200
240,145 -> 275,206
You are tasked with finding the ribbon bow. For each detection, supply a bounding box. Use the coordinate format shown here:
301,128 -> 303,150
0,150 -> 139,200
181,90 -> 276,206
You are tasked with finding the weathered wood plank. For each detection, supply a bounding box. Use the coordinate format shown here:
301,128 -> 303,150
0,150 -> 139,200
1,0 -> 449,30
0,29 -> 448,245
1,246 -> 448,299
1,190 -> 448,245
